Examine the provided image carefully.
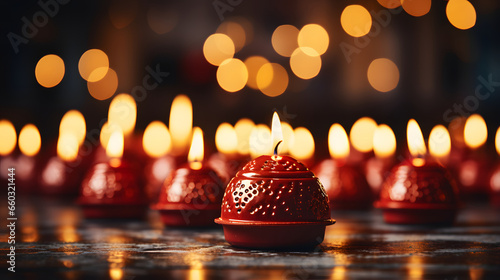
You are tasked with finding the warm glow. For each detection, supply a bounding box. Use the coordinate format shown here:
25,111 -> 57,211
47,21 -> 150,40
147,7 -> 178,35
402,0 -> 431,17
216,58 -> 248,92
143,121 -> 171,158
271,112 -> 283,155
249,124 -> 272,158
35,54 -> 65,88
341,5 -> 373,37
169,94 -> 193,155
368,58 -> 400,92
215,123 -> 237,155
373,124 -> 396,158
464,114 -> 487,149
100,122 -> 115,148
256,63 -> 289,97
298,24 -> 329,55
446,0 -> 476,30
78,49 -> 109,82
0,120 -> 16,156
495,127 -> 500,156
407,119 -> 427,158
216,21 -> 246,52
57,132 -> 79,162
203,33 -> 235,66
281,122 -> 294,154
18,124 -> 41,157
234,118 -> 255,155
60,110 -> 86,146
429,125 -> 451,158
377,0 -> 401,9
188,127 -> 204,170
106,129 -> 124,167
290,127 -> 315,160
328,124 -> 350,159
109,267 -> 123,280
244,56 -> 269,90
87,68 -> 118,100
350,117 -> 377,153
108,93 -> 137,137
290,47 -> 322,80
272,24 -> 299,57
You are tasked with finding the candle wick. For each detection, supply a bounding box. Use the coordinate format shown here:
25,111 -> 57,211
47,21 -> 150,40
274,140 -> 282,156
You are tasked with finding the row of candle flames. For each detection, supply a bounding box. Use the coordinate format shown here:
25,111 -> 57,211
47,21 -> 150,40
0,92 -> 497,200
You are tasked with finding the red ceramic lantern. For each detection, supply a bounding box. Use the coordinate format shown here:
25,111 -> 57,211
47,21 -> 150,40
215,155 -> 335,249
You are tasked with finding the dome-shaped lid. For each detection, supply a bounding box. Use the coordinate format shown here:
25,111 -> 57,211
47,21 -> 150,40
237,155 -> 315,178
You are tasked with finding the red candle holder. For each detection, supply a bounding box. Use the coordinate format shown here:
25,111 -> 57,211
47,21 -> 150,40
215,155 -> 335,249
313,159 -> 374,210
489,164 -> 500,208
152,164 -> 225,227
208,153 -> 249,184
375,160 -> 460,224
144,156 -> 176,203
39,156 -> 82,196
78,161 -> 148,219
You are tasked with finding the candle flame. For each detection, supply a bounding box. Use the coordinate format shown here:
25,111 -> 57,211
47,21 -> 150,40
108,93 -> 137,137
106,129 -> 124,167
496,127 -> 500,156
289,127 -> 315,160
407,119 -> 426,165
57,132 -> 79,162
215,123 -> 237,155
60,110 -> 86,146
19,124 -> 41,157
373,124 -> 396,158
271,112 -> 283,156
169,94 -> 193,156
350,117 -> 377,153
143,121 -> 171,158
464,114 -> 487,149
188,127 -> 204,170
0,120 -> 17,156
328,123 -> 350,159
429,125 -> 451,158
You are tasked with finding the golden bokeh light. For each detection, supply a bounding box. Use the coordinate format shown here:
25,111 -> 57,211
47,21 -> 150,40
367,58 -> 400,92
0,120 -> 17,156
341,5 -> 373,37
350,117 -> 378,153
203,33 -> 235,66
244,56 -> 270,90
215,123 -> 238,155
328,124 -> 350,159
272,24 -> 300,57
281,122 -> 294,154
216,58 -> 248,92
60,110 -> 86,146
100,122 -> 122,149
495,127 -> 500,156
290,47 -> 322,80
188,127 -> 204,170
256,63 -> 289,97
373,124 -> 396,158
106,129 -> 124,167
249,124 -> 272,158
429,125 -> 451,158
446,0 -> 476,30
216,21 -> 246,52
18,124 -> 41,157
234,118 -> 255,155
57,132 -> 79,162
87,68 -> 118,100
143,121 -> 172,158
407,119 -> 427,158
402,0 -> 431,17
377,0 -> 401,9
169,94 -> 193,155
464,114 -> 487,149
35,54 -> 65,88
78,49 -> 109,82
290,127 -> 315,160
108,93 -> 137,136
298,24 -> 329,55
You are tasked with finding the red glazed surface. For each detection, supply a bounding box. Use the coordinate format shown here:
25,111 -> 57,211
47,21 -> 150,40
375,161 -> 460,224
314,159 -> 374,209
153,164 -> 225,226
78,162 -> 148,219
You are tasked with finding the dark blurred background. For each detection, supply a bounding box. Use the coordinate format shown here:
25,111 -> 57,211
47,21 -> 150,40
1,0 -> 500,154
